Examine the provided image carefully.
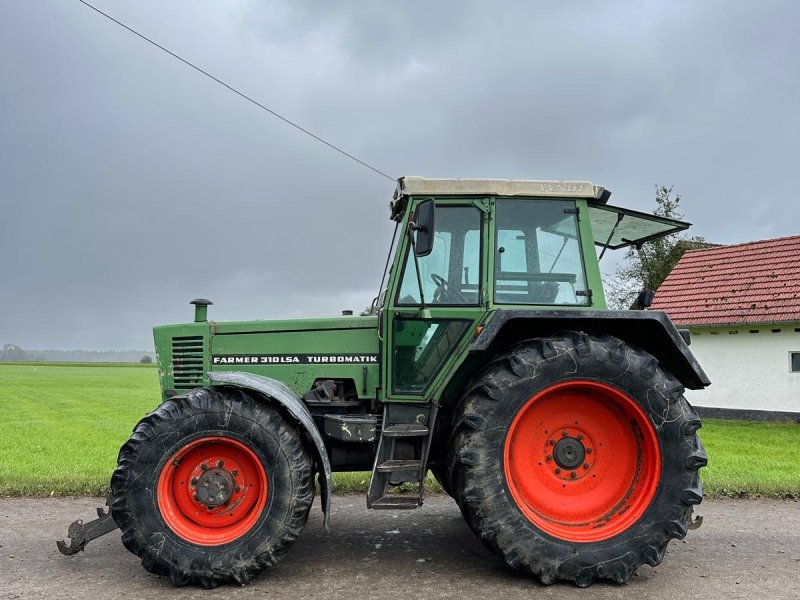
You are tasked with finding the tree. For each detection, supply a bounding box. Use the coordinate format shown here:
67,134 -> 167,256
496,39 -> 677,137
604,185 -> 710,310
0,344 -> 30,362
139,355 -> 153,364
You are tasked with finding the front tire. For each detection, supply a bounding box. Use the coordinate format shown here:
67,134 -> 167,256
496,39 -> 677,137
111,387 -> 314,588
447,332 -> 706,587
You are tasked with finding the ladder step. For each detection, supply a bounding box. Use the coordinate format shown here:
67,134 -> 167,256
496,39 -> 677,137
376,459 -> 423,473
370,495 -> 420,509
381,424 -> 429,438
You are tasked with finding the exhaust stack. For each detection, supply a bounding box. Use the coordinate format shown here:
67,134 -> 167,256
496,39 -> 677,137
190,298 -> 213,322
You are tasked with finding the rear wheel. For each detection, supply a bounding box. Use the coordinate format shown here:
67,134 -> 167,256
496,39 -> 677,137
111,387 -> 314,588
448,332 -> 706,587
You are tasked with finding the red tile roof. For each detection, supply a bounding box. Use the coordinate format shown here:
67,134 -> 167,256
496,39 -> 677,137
651,235 -> 800,326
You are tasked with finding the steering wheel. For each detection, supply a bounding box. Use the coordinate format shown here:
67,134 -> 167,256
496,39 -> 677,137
430,273 -> 468,304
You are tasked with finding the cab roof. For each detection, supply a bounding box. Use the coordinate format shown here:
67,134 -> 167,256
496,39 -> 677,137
391,176 -> 691,252
394,176 -> 610,203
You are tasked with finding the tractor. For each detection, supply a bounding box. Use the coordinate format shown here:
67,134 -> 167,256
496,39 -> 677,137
58,177 -> 708,588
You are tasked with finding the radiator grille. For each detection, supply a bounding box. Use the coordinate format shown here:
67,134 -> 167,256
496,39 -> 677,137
172,336 -> 205,390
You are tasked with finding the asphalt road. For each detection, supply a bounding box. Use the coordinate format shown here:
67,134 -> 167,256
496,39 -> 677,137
0,495 -> 798,600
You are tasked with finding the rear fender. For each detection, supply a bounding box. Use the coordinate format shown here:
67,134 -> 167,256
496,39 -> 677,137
468,310 -> 710,390
208,371 -> 332,531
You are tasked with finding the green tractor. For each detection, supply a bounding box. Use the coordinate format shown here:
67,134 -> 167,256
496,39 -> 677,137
58,177 -> 708,588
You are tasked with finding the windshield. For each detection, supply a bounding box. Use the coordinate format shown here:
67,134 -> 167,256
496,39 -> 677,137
494,199 -> 590,305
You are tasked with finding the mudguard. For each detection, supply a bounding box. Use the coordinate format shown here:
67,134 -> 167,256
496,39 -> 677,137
469,310 -> 710,390
208,371 -> 332,531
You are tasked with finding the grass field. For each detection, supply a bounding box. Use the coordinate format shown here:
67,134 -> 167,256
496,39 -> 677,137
0,363 -> 161,496
1,363 -> 798,498
698,418 -> 800,497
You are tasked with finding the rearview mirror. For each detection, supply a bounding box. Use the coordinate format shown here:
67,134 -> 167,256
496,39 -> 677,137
411,198 -> 435,257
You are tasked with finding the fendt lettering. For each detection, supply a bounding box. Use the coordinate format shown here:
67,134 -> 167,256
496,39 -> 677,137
58,177 -> 708,589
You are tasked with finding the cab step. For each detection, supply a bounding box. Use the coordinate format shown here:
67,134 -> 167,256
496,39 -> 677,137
376,459 -> 422,473
366,404 -> 437,510
370,495 -> 421,510
381,424 -> 429,438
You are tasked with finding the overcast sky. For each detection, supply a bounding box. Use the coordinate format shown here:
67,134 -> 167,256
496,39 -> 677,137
1,1 -> 798,350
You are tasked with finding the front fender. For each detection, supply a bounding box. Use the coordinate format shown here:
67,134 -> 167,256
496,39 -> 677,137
208,371 -> 332,531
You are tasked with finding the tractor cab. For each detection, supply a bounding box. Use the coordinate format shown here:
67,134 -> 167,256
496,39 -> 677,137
386,177 -> 689,310
379,177 -> 691,403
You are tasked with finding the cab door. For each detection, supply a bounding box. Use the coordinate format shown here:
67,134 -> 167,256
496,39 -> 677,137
382,200 -> 487,402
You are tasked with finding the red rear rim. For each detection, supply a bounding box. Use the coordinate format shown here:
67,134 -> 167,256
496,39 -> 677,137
503,380 -> 661,543
157,436 -> 268,546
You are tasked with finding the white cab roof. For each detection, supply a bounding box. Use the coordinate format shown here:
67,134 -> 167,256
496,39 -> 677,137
395,176 -> 609,201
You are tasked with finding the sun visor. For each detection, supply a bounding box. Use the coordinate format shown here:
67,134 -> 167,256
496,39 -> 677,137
588,202 -> 690,250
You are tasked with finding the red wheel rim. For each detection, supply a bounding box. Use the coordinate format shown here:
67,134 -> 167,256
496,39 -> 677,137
503,380 -> 661,543
157,436 -> 268,546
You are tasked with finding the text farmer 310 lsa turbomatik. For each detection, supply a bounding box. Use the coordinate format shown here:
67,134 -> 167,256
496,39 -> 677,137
58,177 -> 708,588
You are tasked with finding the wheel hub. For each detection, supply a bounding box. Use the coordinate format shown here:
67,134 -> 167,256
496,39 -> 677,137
195,468 -> 234,507
546,426 -> 594,481
553,437 -> 585,470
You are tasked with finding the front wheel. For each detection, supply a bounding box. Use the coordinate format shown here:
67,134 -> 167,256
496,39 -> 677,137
111,387 -> 314,588
447,332 -> 706,587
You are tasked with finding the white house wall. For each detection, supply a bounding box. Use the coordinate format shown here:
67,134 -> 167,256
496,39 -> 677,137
683,325 -> 800,413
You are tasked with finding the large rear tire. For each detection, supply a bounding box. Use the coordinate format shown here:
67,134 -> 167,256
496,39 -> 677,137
111,387 -> 314,588
447,332 -> 706,587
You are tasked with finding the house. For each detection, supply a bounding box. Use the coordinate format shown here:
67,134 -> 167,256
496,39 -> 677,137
651,235 -> 800,418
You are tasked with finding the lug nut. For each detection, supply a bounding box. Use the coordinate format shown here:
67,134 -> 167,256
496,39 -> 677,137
548,439 -> 555,446
231,469 -> 238,476
562,430 -> 569,437
193,493 -> 200,501
190,477 -> 198,486
555,468 -> 561,474
586,448 -> 592,454
577,434 -> 584,441
583,463 -> 590,469
201,463 -> 209,471
234,486 -> 241,493
570,471 -> 576,479
545,454 -> 552,462
217,460 -> 224,468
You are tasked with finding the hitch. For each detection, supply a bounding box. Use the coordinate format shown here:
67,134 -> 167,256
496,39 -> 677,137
56,497 -> 119,556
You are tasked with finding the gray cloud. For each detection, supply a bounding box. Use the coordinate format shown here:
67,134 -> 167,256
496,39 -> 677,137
1,0 -> 798,349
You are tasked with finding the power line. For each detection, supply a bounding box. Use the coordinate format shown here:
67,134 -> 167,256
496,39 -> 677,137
76,0 -> 396,182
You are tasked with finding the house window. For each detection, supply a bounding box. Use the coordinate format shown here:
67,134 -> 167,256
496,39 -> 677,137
791,352 -> 800,373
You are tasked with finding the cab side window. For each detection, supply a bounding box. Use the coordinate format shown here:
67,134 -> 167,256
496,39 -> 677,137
397,205 -> 482,305
494,199 -> 590,305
